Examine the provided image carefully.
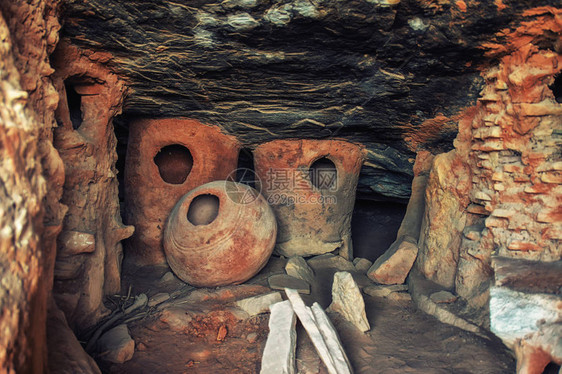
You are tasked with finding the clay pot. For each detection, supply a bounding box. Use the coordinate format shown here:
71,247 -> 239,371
124,118 -> 240,266
253,139 -> 365,260
163,181 -> 277,287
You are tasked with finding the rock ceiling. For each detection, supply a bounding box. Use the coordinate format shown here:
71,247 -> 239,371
59,0 -> 556,200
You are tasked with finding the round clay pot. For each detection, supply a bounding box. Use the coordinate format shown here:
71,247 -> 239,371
163,181 -> 277,287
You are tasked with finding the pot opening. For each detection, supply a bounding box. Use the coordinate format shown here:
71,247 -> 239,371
309,157 -> 337,190
187,194 -> 220,226
154,144 -> 193,184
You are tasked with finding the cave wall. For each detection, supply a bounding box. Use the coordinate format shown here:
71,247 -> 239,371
51,41 -> 134,333
0,0 -> 63,372
0,1 -> 132,372
415,6 -> 561,320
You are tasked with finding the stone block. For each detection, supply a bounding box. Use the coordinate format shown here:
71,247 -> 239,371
285,289 -> 352,374
353,258 -> 373,273
490,287 -> 561,348
260,300 -> 296,374
328,271 -> 370,332
474,126 -> 502,139
416,151 -> 468,289
307,253 -> 356,272
430,291 -> 458,304
368,236 -> 418,285
363,284 -> 408,298
269,274 -> 310,294
97,324 -> 135,364
540,171 -> 562,184
285,256 -> 315,284
236,292 -> 283,317
310,303 -> 353,374
507,240 -> 540,252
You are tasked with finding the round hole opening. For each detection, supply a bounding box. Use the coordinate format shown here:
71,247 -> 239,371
154,144 -> 193,184
309,157 -> 337,190
64,81 -> 83,130
187,194 -> 220,226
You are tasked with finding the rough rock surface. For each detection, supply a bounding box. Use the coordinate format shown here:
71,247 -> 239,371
260,300 -> 296,374
47,299 -> 102,374
0,1 -> 64,372
57,0 -> 562,201
416,151 -> 469,289
268,274 -> 310,294
236,292 -> 283,317
328,272 -> 370,333
51,41 -> 135,333
395,151 -> 434,240
368,236 -> 418,285
97,324 -> 135,364
353,258 -> 373,274
285,256 -> 315,285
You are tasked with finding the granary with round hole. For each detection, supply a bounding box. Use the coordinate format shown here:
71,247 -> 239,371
124,118 -> 240,266
253,139 -> 366,260
163,181 -> 277,287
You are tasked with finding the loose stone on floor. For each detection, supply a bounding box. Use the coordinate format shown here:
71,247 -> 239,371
260,300 -> 297,374
269,274 -> 311,294
328,271 -> 370,333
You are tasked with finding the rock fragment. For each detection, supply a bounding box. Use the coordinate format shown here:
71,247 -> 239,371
363,284 -> 408,298
269,274 -> 310,294
285,289 -> 352,374
307,253 -> 356,272
311,303 -> 353,374
236,292 -> 283,316
367,236 -> 418,285
328,271 -> 370,333
97,324 -> 135,364
260,300 -> 297,374
353,258 -> 373,273
148,292 -> 170,307
285,256 -> 315,284
430,290 -> 458,304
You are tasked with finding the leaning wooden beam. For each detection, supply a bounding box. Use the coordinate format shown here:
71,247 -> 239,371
260,300 -> 297,374
285,288 -> 353,374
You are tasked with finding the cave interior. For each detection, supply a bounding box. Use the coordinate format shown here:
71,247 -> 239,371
0,1 -> 561,373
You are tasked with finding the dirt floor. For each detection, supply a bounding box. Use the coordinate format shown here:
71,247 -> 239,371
93,254 -> 516,374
